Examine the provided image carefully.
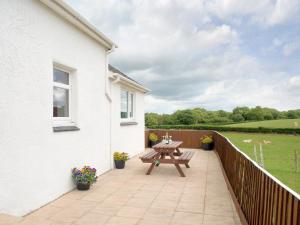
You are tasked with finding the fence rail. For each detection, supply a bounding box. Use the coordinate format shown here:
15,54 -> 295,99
146,129 -> 300,225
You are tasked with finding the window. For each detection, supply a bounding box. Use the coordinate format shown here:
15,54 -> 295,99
53,68 -> 70,119
121,89 -> 134,120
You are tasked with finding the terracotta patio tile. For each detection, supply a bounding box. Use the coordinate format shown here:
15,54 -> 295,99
104,216 -> 139,225
180,193 -> 205,203
116,206 -> 147,218
143,207 -> 174,223
204,203 -> 233,217
171,212 -> 203,225
0,214 -> 21,225
150,199 -> 178,210
125,197 -> 153,208
91,204 -> 122,216
156,192 -> 181,201
202,214 -> 235,225
176,201 -> 204,214
73,212 -> 110,225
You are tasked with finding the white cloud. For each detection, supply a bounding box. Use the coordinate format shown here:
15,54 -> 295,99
206,0 -> 300,26
269,0 -> 300,25
288,76 -> 300,88
67,0 -> 300,113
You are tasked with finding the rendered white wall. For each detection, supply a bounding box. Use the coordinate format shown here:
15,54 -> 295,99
111,83 -> 145,160
0,0 -> 112,216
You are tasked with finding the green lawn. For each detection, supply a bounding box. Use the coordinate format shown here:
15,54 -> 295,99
225,119 -> 300,128
221,132 -> 300,194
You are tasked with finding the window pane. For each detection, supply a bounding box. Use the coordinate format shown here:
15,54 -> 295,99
53,87 -> 69,117
129,93 -> 134,118
121,90 -> 128,118
53,68 -> 69,85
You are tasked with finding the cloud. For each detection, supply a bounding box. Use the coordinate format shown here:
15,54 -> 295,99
288,76 -> 300,88
67,0 -> 300,113
283,41 -> 300,56
206,0 -> 300,26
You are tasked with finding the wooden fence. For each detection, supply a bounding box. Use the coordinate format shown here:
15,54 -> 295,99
146,129 -> 300,225
145,129 -> 214,148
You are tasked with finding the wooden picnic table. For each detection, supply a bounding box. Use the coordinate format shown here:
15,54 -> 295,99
140,141 -> 194,177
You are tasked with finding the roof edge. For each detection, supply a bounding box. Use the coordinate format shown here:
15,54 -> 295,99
118,75 -> 151,93
39,0 -> 117,49
108,65 -> 150,93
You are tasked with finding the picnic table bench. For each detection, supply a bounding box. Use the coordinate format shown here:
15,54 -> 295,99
140,141 -> 194,177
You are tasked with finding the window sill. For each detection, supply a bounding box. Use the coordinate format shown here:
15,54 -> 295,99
120,121 -> 138,126
53,126 -> 80,132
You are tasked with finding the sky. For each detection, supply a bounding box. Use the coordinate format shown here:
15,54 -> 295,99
67,0 -> 300,114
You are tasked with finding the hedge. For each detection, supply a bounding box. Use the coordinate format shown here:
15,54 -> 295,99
147,125 -> 300,134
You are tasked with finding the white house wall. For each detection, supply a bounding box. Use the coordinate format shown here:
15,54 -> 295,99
111,83 -> 145,160
0,0 -> 111,216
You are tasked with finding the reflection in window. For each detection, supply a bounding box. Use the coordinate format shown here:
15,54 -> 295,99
53,68 -> 70,118
53,87 -> 69,117
121,90 -> 134,119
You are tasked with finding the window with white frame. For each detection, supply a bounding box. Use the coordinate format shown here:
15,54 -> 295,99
53,68 -> 71,120
121,89 -> 134,120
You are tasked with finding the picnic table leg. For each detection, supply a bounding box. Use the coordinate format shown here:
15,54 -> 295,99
169,152 -> 185,177
175,147 -> 182,156
146,154 -> 160,175
185,163 -> 190,168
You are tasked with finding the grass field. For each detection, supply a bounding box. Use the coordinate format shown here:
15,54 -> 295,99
221,132 -> 300,194
225,118 -> 300,128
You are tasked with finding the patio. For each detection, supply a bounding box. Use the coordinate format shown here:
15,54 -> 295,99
1,148 -> 241,225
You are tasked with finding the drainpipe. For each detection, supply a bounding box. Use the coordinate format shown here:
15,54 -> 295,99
105,45 -> 115,102
105,46 -> 116,170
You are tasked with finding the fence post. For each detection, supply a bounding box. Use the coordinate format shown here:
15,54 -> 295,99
253,144 -> 258,163
294,150 -> 299,173
259,143 -> 264,168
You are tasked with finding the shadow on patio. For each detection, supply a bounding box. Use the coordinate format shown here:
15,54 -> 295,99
1,148 -> 241,225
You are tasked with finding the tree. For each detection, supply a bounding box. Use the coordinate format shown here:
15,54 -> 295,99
232,107 -> 250,120
173,110 -> 197,125
287,110 -> 299,119
145,113 -> 159,127
192,108 -> 207,123
230,113 -> 245,122
245,106 -> 264,121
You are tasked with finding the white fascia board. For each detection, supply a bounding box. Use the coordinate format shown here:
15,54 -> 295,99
109,72 -> 151,93
39,0 -> 117,50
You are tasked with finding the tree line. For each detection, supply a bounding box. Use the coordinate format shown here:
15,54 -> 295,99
145,106 -> 300,127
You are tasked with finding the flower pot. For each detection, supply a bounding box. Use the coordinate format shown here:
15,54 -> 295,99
114,160 -> 125,169
202,143 -> 214,151
77,182 -> 90,191
149,140 -> 158,148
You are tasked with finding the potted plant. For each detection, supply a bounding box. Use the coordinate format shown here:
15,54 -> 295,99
200,135 -> 214,150
149,132 -> 158,147
72,166 -> 97,190
113,152 -> 129,169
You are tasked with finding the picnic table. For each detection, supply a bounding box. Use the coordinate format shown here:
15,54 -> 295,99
140,141 -> 194,177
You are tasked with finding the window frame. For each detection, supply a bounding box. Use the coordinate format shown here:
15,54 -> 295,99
53,66 -> 72,124
120,88 -> 135,121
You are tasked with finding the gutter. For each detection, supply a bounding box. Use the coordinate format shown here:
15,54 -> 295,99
39,0 -> 117,49
110,72 -> 150,93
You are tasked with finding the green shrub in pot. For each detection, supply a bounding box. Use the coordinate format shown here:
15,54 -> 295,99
113,152 -> 129,169
200,135 -> 214,150
149,132 -> 159,147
